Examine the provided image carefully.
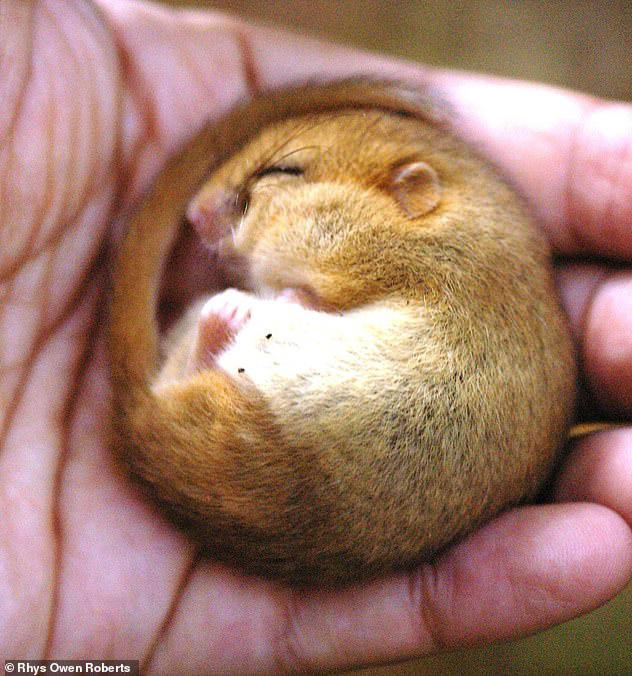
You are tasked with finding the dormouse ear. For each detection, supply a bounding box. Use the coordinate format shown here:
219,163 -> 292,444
389,161 -> 442,218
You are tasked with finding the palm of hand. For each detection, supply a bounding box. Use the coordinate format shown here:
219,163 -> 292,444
1,1 -> 630,672
0,1 -> 267,667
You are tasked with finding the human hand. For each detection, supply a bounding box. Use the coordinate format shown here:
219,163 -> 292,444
1,0 -> 630,671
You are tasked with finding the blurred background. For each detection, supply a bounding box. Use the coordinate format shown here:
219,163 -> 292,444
160,1 -> 631,673
168,0 -> 631,100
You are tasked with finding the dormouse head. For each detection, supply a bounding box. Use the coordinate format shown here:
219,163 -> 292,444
186,111 -> 447,301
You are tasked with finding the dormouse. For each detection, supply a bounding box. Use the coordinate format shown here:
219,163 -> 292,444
109,81 -> 576,586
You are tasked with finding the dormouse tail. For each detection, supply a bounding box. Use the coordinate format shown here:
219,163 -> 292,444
108,139 -> 216,403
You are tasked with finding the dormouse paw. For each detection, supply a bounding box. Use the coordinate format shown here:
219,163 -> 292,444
187,288 -> 255,372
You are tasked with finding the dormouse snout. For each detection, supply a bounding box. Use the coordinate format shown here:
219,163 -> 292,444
186,186 -> 243,244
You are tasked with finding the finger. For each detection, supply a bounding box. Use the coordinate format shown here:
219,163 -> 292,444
270,504 -> 631,672
92,0 -> 260,202
556,428 -> 632,526
424,74 -> 632,259
148,504 -> 632,673
557,263 -> 632,415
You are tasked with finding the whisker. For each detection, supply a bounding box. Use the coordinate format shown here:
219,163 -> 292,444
265,144 -> 322,168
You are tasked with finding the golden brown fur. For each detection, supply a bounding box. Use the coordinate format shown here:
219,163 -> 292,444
108,81 -> 576,586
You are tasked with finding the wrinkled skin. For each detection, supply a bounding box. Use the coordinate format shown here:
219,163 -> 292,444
0,1 -> 630,671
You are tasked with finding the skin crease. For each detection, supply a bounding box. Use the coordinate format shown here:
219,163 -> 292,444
110,88 -> 577,587
0,0 -> 630,671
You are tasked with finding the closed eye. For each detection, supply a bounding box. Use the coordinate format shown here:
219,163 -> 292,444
254,165 -> 304,179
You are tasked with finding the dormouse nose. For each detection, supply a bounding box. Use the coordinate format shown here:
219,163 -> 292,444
186,187 -> 242,244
